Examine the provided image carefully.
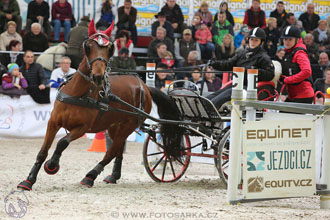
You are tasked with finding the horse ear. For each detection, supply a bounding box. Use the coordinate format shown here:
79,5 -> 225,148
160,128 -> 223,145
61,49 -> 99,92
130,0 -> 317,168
88,19 -> 97,37
104,21 -> 114,37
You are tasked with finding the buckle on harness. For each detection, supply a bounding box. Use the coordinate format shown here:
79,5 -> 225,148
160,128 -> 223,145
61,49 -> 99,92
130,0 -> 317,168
99,102 -> 109,111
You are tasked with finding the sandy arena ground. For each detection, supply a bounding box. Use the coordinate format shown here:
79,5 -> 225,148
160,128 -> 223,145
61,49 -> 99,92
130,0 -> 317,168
1,138 -> 329,220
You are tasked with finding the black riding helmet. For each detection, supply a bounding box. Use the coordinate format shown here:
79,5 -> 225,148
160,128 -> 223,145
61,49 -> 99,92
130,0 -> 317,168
247,27 -> 266,42
281,25 -> 301,39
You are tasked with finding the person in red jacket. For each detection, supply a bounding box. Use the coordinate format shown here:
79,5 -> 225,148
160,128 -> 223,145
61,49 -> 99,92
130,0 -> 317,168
51,0 -> 72,42
281,25 -> 314,103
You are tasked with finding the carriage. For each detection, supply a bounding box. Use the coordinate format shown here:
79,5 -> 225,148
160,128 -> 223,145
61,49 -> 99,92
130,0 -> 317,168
141,81 -> 231,185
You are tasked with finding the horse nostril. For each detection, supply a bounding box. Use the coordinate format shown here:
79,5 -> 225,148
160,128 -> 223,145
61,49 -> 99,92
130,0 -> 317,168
92,74 -> 103,85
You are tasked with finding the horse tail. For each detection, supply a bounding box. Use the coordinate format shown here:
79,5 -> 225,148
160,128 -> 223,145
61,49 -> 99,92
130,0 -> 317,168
147,87 -> 184,158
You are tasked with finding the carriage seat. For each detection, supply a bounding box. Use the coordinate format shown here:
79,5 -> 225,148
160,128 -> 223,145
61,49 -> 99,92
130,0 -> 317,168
168,88 -> 222,124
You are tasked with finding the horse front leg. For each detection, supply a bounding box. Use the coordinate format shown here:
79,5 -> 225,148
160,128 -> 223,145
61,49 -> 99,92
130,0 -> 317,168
44,125 -> 88,175
17,120 -> 60,191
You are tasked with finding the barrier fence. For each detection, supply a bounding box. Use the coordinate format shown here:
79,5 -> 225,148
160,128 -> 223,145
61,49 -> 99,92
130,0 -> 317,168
227,66 -> 330,209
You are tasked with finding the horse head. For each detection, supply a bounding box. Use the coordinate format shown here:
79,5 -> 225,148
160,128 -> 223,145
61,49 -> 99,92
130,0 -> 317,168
83,19 -> 114,86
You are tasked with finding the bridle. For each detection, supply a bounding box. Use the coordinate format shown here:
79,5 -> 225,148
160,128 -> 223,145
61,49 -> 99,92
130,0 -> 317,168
77,32 -> 113,97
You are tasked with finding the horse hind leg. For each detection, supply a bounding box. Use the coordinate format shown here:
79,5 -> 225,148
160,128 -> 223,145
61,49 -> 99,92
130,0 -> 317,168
17,120 -> 60,191
44,125 -> 87,175
103,143 -> 125,184
81,134 -> 126,187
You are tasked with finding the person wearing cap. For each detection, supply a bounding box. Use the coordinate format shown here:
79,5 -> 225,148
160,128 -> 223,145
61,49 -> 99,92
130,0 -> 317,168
298,3 -> 320,33
270,1 -> 287,31
112,47 -> 136,71
0,21 -> 22,51
66,15 -> 90,69
174,28 -> 200,67
194,1 -> 212,25
243,0 -> 266,29
209,27 -> 275,109
280,25 -> 314,104
152,11 -> 174,41
195,20 -> 214,60
234,25 -> 249,48
0,0 -> 22,33
96,0 -> 117,31
312,20 -> 330,51
264,17 -> 280,57
211,11 -> 234,47
2,63 -> 27,90
160,0 -> 186,34
25,0 -> 51,40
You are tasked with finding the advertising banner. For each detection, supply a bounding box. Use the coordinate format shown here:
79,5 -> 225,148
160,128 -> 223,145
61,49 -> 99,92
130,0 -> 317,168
242,120 -> 316,199
0,90 -> 67,138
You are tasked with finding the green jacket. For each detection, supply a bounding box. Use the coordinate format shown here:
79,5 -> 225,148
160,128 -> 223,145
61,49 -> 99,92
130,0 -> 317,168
0,0 -> 20,17
211,20 -> 234,46
112,57 -> 136,71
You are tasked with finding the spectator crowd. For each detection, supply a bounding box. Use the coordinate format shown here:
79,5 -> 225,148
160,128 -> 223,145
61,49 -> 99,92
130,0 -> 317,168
0,0 -> 330,104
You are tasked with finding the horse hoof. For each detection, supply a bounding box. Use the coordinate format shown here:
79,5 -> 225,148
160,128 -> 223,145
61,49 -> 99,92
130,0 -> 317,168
17,180 -> 32,191
103,175 -> 117,184
80,177 -> 94,187
44,160 -> 60,175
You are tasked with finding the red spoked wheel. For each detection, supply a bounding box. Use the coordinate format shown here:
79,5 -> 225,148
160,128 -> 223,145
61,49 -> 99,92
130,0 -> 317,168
143,132 -> 191,183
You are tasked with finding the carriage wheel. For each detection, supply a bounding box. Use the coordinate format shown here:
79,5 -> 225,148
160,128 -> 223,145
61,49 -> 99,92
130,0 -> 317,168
143,133 -> 191,183
215,128 -> 230,187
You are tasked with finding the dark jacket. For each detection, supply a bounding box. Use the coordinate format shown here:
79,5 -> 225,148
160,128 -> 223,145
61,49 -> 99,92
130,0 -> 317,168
66,21 -> 89,57
27,0 -> 50,22
112,57 -> 136,70
23,32 -> 49,52
152,21 -> 174,41
243,7 -> 266,29
314,78 -> 330,97
20,62 -> 46,87
155,74 -> 174,90
305,42 -> 320,64
215,44 -> 235,60
269,9 -> 287,29
117,6 -> 137,26
175,38 -> 198,61
51,1 -> 72,21
212,46 -> 275,86
160,3 -> 184,25
312,29 -> 330,48
298,12 -> 320,33
0,52 -> 23,68
0,0 -> 20,17
263,27 -> 281,57
147,38 -> 174,58
214,10 -> 235,27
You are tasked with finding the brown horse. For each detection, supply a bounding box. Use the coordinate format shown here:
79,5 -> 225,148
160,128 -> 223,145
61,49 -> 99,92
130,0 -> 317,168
17,20 -> 182,190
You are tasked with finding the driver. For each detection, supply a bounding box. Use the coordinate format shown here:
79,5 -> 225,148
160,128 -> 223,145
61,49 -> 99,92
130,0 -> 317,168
208,27 -> 275,109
